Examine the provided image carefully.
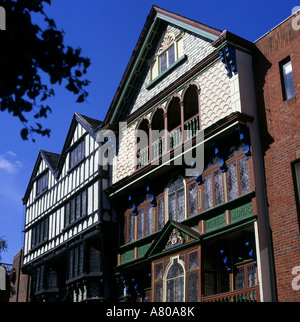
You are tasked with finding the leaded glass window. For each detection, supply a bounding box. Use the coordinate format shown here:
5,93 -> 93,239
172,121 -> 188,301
145,204 -> 153,236
187,272 -> 199,302
155,263 -> 163,280
138,208 -> 144,239
154,282 -> 163,302
158,198 -> 164,230
128,213 -> 134,243
189,183 -> 197,217
168,178 -> 185,222
227,162 -> 238,200
239,157 -> 250,194
203,173 -> 213,210
166,258 -> 185,302
188,252 -> 198,270
214,170 -> 224,205
236,267 -> 245,290
247,264 -> 257,287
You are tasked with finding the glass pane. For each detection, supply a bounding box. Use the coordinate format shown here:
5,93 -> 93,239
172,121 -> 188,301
155,263 -> 163,280
214,170 -> 224,205
203,174 -> 213,210
227,162 -> 238,200
247,264 -> 257,287
123,215 -> 127,244
76,194 -> 81,219
160,52 -> 167,73
177,188 -> 185,222
168,192 -> 176,221
154,282 -> 163,302
283,61 -> 296,100
188,252 -> 198,270
128,214 -> 134,243
168,45 -> 175,66
145,204 -> 152,236
188,272 -> 199,302
158,198 -> 164,230
81,190 -> 87,215
169,177 -> 184,193
189,183 -> 197,216
236,267 -> 245,290
138,209 -> 144,239
239,158 -> 250,194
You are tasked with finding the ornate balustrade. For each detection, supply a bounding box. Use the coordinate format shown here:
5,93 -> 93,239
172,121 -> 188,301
201,285 -> 260,302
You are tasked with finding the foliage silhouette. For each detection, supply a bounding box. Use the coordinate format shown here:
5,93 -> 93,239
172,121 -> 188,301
0,0 -> 91,141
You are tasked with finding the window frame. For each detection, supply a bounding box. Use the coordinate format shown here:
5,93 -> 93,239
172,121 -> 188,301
291,159 -> 300,231
201,155 -> 226,211
36,171 -> 49,197
69,138 -> 85,170
167,177 -> 186,222
151,246 -> 200,302
225,146 -> 252,201
64,188 -> 88,228
137,196 -> 154,240
279,56 -> 296,101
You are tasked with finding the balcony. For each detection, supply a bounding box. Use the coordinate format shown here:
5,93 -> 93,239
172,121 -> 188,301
135,83 -> 200,169
201,285 -> 260,302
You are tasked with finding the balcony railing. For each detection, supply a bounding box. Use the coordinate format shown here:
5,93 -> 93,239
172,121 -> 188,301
184,115 -> 199,140
137,148 -> 149,169
169,127 -> 182,149
201,285 -> 260,302
152,138 -> 165,160
136,114 -> 200,168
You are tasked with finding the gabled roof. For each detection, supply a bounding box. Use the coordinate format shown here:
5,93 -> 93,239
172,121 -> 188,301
103,5 -> 223,126
144,220 -> 201,259
23,113 -> 102,204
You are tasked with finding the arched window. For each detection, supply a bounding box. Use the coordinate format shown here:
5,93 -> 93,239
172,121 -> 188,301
136,119 -> 149,169
151,108 -> 165,160
164,256 -> 185,302
167,97 -> 182,149
183,84 -> 200,140
168,177 -> 185,222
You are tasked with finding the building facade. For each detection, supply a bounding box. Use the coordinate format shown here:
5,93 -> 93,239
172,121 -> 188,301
22,113 -> 117,302
254,10 -> 300,302
9,249 -> 30,302
102,6 -> 276,302
20,6 -> 300,302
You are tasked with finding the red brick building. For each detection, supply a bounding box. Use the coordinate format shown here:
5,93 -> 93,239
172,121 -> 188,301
254,10 -> 300,301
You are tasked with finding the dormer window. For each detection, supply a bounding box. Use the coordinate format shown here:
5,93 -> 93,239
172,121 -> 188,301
148,30 -> 185,88
160,44 -> 175,73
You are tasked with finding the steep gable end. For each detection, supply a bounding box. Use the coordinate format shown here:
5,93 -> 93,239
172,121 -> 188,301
104,5 -> 223,125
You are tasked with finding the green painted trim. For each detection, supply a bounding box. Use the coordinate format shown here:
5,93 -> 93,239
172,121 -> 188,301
202,217 -> 255,241
145,55 -> 187,90
110,18 -> 160,124
156,13 -> 219,42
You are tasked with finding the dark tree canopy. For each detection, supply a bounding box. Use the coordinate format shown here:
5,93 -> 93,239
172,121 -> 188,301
0,0 -> 91,141
0,236 -> 8,261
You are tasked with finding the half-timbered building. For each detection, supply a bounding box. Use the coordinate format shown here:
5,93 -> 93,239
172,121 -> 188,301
103,6 -> 276,302
22,113 -> 117,302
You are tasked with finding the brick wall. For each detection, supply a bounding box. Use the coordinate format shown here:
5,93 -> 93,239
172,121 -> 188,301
255,12 -> 300,302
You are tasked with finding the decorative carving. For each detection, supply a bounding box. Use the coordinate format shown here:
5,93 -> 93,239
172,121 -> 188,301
165,228 -> 184,249
158,31 -> 176,54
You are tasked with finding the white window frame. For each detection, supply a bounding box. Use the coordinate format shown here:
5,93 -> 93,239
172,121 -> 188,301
163,255 -> 186,302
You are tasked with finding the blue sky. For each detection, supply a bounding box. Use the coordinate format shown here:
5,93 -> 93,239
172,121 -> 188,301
0,0 -> 298,264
